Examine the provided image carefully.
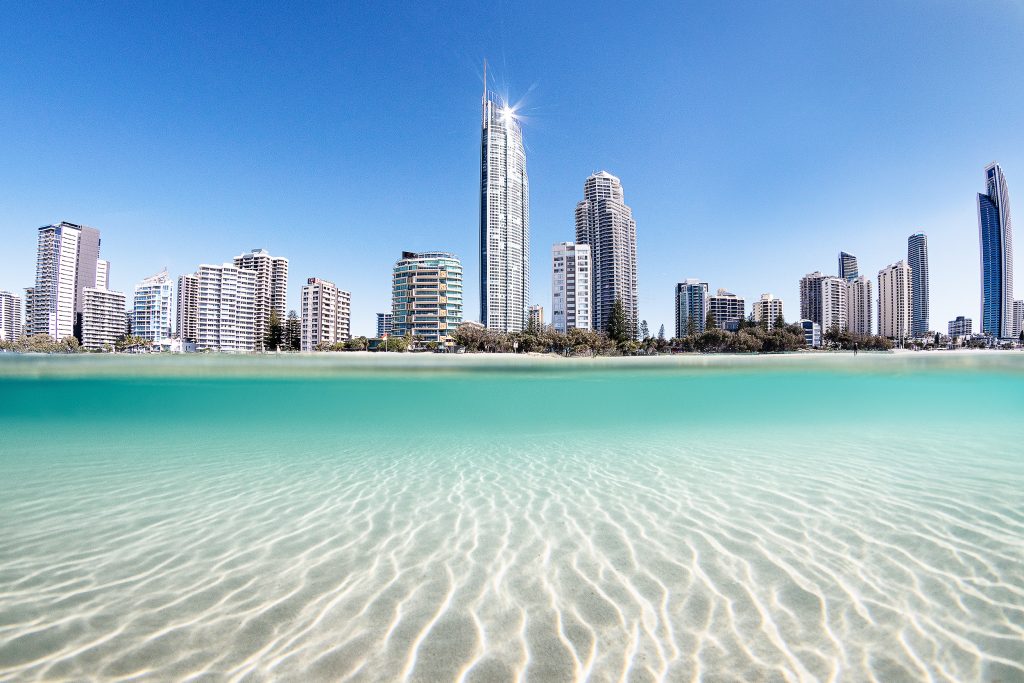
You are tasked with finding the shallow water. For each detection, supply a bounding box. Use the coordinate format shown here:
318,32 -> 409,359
1,353 -> 1022,681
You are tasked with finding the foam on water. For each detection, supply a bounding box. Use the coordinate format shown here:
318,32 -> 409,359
0,354 -> 1022,681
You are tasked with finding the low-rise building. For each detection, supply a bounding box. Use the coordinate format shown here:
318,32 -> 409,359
948,316 -> 973,338
799,319 -> 821,348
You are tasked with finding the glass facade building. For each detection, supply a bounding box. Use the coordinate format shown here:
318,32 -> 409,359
838,252 -> 859,281
977,163 -> 1014,338
907,233 -> 930,337
392,251 -> 463,346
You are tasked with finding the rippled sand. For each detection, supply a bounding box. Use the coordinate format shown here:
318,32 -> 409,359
1,356 -> 1022,681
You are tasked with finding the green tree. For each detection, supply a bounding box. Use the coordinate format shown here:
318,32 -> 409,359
639,320 -> 650,340
606,300 -> 631,344
705,311 -> 717,332
658,324 -> 666,341
774,312 -> 785,330
284,310 -> 301,351
264,310 -> 284,352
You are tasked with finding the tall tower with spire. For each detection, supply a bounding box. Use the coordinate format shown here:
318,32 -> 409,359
978,162 -> 1014,338
479,64 -> 530,332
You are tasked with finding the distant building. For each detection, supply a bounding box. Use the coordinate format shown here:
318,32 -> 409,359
551,242 -> 592,333
528,304 -> 544,330
799,271 -> 827,327
392,251 -> 463,345
878,260 -> 912,340
376,313 -> 393,338
176,273 -> 199,343
977,162 -> 1014,338
908,232 -> 930,336
752,293 -> 784,329
81,287 -> 126,350
799,319 -> 821,348
708,289 -> 745,331
675,279 -> 709,337
820,277 -> 847,333
197,263 -> 257,352
0,291 -> 22,342
575,171 -> 637,334
846,275 -> 873,336
301,278 -> 351,351
95,259 -> 109,289
28,221 -> 103,340
1013,300 -> 1024,339
132,270 -> 173,343
948,316 -> 973,338
838,252 -> 859,281
234,249 -> 288,351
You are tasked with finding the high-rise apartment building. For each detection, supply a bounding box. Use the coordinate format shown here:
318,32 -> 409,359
908,232 -> 930,337
1014,300 -> 1024,339
675,279 -> 709,338
528,304 -> 544,330
799,272 -> 827,327
197,263 -> 257,352
575,171 -> 637,335
838,252 -> 859,281
977,163 -> 1014,338
480,77 -> 529,332
878,260 -> 912,340
301,278 -> 351,351
752,293 -> 784,329
551,242 -> 592,333
708,289 -> 745,331
132,270 -> 173,343
233,249 -> 288,351
0,291 -> 22,342
948,316 -> 972,338
176,273 -> 199,342
846,275 -> 873,336
392,251 -> 463,345
81,287 -> 126,350
376,313 -> 393,338
95,259 -> 109,289
28,221 -> 103,340
820,277 -> 847,333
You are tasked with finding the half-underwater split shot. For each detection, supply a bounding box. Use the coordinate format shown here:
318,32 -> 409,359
2,2 -> 1023,681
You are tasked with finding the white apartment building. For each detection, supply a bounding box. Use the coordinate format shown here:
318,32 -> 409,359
878,260 -> 912,340
551,242 -> 592,333
177,273 -> 199,342
0,291 -> 22,342
197,263 -> 257,352
528,305 -> 544,330
234,249 -> 288,351
301,277 -> 351,351
81,287 -> 126,350
820,276 -> 847,333
846,275 -> 873,336
675,279 -> 709,337
752,293 -> 784,329
132,270 -> 173,343
28,221 -> 104,340
708,289 -> 745,331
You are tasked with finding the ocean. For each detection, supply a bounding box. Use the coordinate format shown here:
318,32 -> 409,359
1,353 -> 1022,681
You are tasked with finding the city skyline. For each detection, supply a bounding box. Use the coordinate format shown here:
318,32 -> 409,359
1,4 -> 1022,336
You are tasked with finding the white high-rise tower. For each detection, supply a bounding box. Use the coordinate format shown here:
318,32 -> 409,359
479,66 -> 529,332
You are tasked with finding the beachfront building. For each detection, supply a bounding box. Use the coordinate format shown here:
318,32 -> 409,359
908,232 -> 930,337
177,273 -> 199,343
1014,300 -> 1024,339
132,270 -> 173,343
820,276 -> 847,334
81,287 -> 126,350
977,162 -> 1014,338
528,304 -> 544,330
575,171 -> 638,335
675,279 -> 709,338
480,78 -> 529,332
1,291 -> 22,342
799,272 -> 826,327
28,221 -> 103,340
376,313 -> 392,338
799,319 -> 821,347
301,277 -> 351,351
752,293 -> 784,329
846,275 -> 873,336
197,263 -> 257,352
838,252 -> 859,281
948,316 -> 972,338
878,260 -> 912,340
234,249 -> 288,351
708,289 -> 745,331
551,242 -> 592,333
392,251 -> 463,346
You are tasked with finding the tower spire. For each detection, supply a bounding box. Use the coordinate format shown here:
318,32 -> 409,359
482,59 -> 487,102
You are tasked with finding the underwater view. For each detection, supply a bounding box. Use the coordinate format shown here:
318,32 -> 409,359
1,353 -> 1022,681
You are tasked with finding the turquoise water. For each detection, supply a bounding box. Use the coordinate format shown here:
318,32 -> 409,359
0,353 -> 1022,681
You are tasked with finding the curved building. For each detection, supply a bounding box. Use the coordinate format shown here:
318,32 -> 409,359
977,163 -> 1014,338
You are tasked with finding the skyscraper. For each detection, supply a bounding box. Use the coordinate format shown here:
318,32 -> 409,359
977,162 -> 1014,338
551,242 -> 592,333
28,221 -> 103,340
675,279 -> 709,338
132,270 -> 173,343
846,275 -> 873,336
301,278 -> 351,351
0,291 -> 22,342
820,277 -> 847,333
799,272 -> 827,326
907,232 -> 930,337
176,273 -> 199,343
234,249 -> 289,351
878,260 -> 912,340
392,251 -> 463,346
838,252 -> 859,281
197,263 -> 257,352
480,73 -> 529,332
575,171 -> 638,336
752,293 -> 784,329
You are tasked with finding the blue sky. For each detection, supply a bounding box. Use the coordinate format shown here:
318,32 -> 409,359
1,1 -> 1021,335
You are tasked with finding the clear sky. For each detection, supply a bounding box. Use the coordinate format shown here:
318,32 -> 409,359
1,1 -> 1022,336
